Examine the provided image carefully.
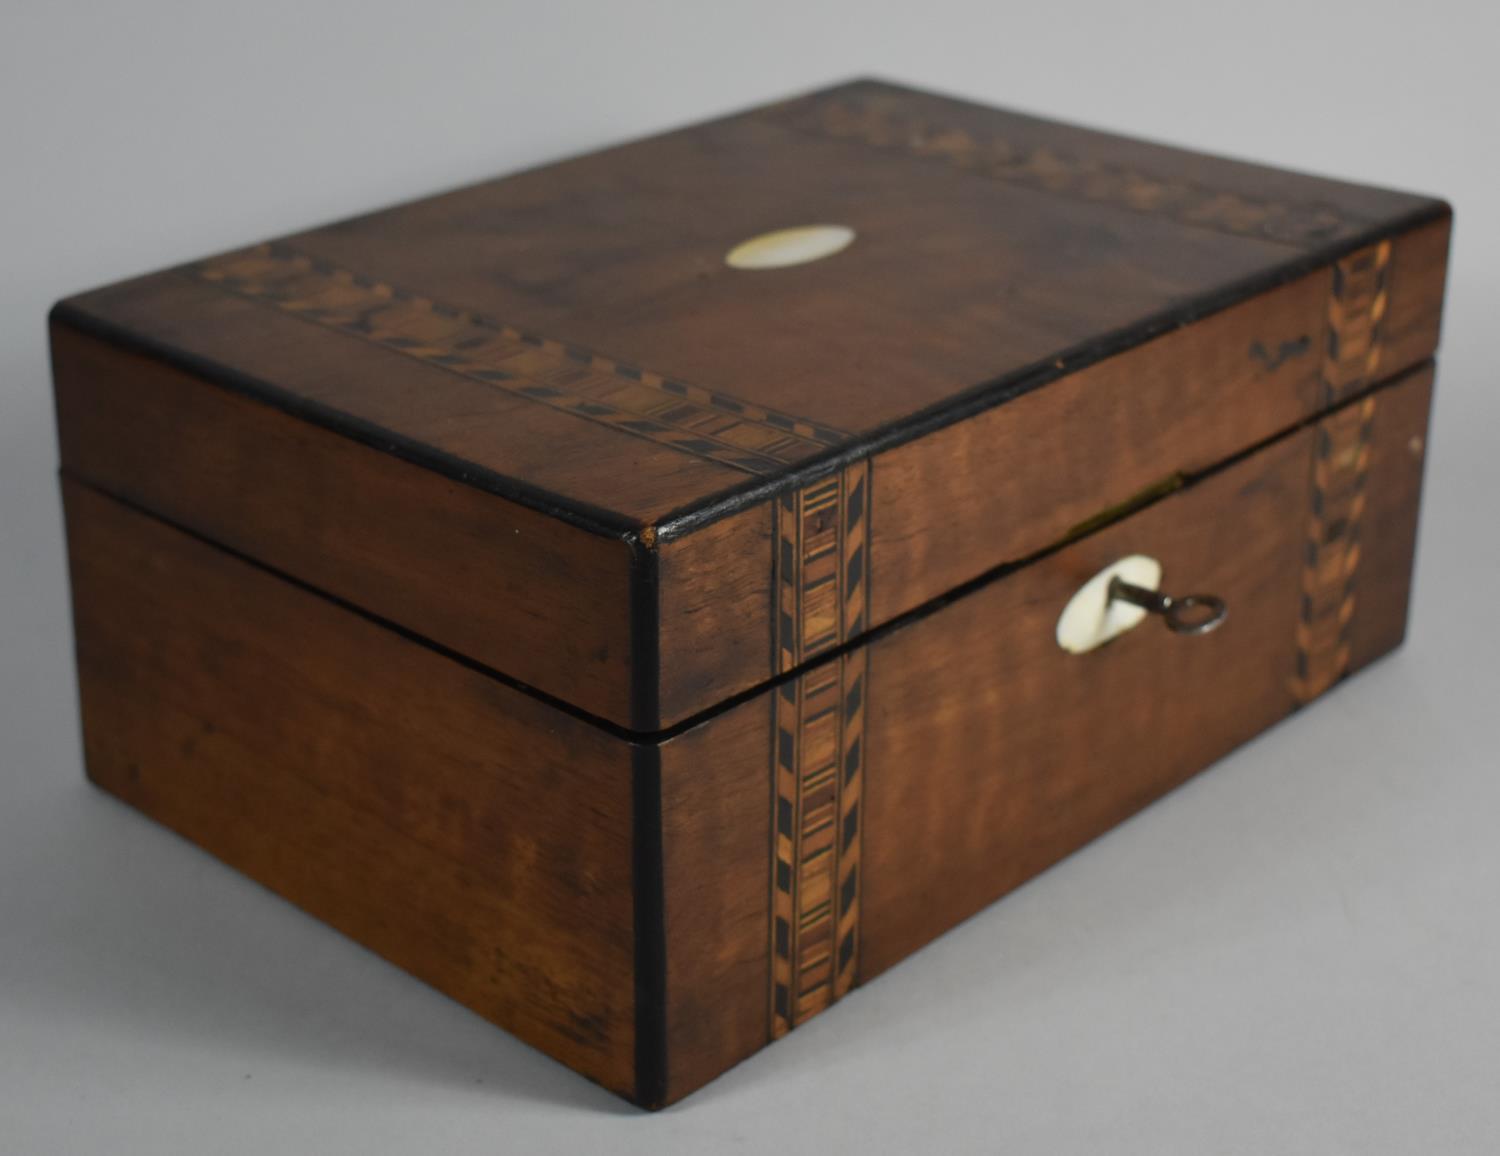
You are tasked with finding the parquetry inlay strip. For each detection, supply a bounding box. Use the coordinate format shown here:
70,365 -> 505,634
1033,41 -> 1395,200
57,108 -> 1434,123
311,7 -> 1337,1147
1320,241 -> 1393,406
772,462 -> 872,674
769,462 -> 871,1037
191,244 -> 850,476
767,91 -> 1368,248
1293,396 -> 1377,703
769,647 -> 868,1037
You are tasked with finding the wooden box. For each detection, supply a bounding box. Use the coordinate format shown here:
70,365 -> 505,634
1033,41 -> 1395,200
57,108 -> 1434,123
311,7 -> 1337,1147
51,79 -> 1450,1108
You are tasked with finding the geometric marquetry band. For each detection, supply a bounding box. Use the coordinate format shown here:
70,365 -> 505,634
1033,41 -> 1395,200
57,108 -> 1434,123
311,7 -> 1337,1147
1292,395 -> 1377,704
1292,239 -> 1394,703
772,463 -> 872,674
192,244 -> 851,476
767,90 -> 1368,249
1320,240 -> 1393,407
768,461 -> 873,1036
769,647 -> 868,1037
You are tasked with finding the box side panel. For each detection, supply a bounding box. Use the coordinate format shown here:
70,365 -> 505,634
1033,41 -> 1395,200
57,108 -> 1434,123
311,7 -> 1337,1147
860,366 -> 1435,977
61,480 -> 639,1098
656,365 -> 1433,1099
655,216 -> 1449,727
52,324 -> 639,727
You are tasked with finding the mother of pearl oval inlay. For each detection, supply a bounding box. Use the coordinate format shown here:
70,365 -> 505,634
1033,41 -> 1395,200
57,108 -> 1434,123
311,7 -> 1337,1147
725,224 -> 856,270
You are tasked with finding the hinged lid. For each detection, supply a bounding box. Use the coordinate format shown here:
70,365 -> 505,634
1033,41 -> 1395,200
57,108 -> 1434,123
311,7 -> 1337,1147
51,79 -> 1451,731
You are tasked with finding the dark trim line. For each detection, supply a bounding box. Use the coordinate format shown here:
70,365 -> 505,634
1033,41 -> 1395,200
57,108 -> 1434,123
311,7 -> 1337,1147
628,534 -> 662,732
631,741 -> 668,1110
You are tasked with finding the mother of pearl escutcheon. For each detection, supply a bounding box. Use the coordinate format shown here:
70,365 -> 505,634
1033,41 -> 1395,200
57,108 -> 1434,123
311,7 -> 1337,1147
1056,554 -> 1163,655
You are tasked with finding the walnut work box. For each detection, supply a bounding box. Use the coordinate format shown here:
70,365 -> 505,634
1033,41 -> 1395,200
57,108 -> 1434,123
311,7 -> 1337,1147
51,80 -> 1451,1107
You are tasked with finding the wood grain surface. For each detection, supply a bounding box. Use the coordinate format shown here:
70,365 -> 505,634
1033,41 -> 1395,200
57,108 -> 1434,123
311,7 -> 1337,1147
653,364 -> 1435,1102
61,361 -> 1434,1106
52,78 -> 1447,1109
859,365 -> 1434,979
55,78 -> 1442,523
50,79 -> 1451,727
52,326 -> 641,725
62,479 -> 641,1099
54,212 -> 1447,731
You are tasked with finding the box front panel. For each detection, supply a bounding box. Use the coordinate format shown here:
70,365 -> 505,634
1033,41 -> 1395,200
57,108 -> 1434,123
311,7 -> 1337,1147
660,363 -> 1433,1102
658,217 -> 1449,726
861,366 -> 1431,975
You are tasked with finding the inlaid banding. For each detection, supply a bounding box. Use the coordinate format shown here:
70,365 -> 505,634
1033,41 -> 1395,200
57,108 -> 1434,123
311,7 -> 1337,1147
191,244 -> 852,476
1291,239 -> 1394,701
769,649 -> 868,1037
1294,395 -> 1377,703
769,462 -> 872,1037
766,89 -> 1369,248
773,462 -> 872,674
1320,240 -> 1393,406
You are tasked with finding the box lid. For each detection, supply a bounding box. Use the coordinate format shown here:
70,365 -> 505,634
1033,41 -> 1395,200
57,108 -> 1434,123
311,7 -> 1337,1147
51,78 -> 1451,732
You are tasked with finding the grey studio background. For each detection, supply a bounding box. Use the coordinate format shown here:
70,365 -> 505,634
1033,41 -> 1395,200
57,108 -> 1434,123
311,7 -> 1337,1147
2,1 -> 1497,1152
